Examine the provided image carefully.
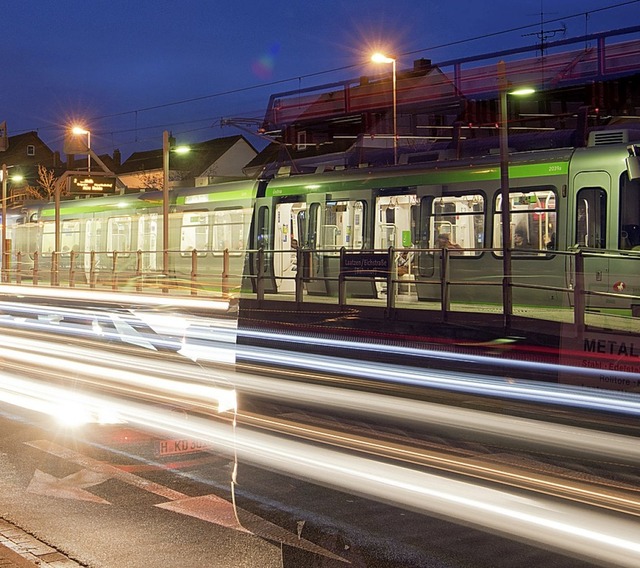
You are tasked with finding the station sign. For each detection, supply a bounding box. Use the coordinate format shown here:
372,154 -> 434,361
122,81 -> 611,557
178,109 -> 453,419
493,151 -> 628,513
69,175 -> 117,195
341,252 -> 389,278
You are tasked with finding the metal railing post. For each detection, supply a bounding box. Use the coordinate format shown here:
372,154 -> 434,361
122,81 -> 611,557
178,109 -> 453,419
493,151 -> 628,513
135,251 -> 143,292
111,251 -> 118,290
33,252 -> 39,286
338,247 -> 347,307
256,248 -> 265,301
574,251 -> 585,336
69,250 -> 76,287
440,248 -> 450,322
51,252 -> 59,287
387,247 -> 396,311
16,251 -> 21,285
295,247 -> 304,304
89,251 -> 96,289
221,249 -> 229,298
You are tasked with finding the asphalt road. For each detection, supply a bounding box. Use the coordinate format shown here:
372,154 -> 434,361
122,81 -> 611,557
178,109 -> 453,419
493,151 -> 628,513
0,401 -> 610,568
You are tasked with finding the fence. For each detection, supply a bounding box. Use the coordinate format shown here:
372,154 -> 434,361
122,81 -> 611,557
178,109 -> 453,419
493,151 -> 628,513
2,246 -> 639,335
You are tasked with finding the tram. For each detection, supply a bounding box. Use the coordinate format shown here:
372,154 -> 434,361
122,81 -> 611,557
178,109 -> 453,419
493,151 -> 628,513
6,122 -> 640,312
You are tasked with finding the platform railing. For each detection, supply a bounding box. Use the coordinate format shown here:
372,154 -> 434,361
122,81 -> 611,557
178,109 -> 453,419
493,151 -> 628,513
3,246 -> 640,334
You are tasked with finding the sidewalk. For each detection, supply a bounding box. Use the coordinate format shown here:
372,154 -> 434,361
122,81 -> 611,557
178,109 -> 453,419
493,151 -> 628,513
0,519 -> 82,567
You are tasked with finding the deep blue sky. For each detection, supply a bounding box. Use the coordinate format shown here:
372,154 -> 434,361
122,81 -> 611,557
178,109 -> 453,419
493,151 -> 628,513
2,0 -> 638,158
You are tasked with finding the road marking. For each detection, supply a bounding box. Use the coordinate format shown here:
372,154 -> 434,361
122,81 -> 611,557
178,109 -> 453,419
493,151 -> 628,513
27,469 -> 111,504
25,440 -> 348,563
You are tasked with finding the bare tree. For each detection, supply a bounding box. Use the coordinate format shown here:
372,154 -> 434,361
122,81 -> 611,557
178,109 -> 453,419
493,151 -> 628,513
22,165 -> 64,201
137,170 -> 163,190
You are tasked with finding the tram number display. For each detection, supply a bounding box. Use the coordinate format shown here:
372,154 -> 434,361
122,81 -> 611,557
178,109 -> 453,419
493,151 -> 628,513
155,439 -> 210,457
341,252 -> 389,278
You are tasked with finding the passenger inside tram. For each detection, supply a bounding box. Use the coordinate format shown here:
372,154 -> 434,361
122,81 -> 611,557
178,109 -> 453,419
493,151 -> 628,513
435,233 -> 462,250
513,228 -> 533,249
397,250 -> 414,276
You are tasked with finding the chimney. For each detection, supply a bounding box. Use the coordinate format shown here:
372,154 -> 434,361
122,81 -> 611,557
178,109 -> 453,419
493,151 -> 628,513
413,58 -> 432,73
113,149 -> 121,167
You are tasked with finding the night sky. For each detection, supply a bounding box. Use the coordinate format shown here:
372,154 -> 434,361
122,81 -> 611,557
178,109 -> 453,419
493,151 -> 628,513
2,0 -> 636,157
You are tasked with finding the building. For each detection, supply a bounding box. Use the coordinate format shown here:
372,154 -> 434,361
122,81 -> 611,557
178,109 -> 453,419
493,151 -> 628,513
0,129 -> 63,200
252,25 -> 640,174
116,134 -> 258,190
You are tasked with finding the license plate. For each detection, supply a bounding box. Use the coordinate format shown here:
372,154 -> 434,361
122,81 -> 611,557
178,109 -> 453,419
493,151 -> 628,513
155,439 -> 210,457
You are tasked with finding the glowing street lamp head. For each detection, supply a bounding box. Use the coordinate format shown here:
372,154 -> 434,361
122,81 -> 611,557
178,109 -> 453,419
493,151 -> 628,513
371,52 -> 395,64
173,145 -> 191,155
71,126 -> 89,135
509,87 -> 536,96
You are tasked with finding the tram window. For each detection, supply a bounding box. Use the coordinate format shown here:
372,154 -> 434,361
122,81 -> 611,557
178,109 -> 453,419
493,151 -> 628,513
618,175 -> 640,249
41,222 -> 55,256
256,206 -> 270,250
85,218 -> 103,255
308,203 -> 320,251
106,216 -> 132,256
181,211 -> 209,256
40,220 -> 81,257
576,188 -> 606,249
137,215 -> 158,271
493,189 -> 557,252
60,220 -> 81,255
296,209 -> 307,248
321,199 -> 365,252
212,207 -> 250,255
375,194 -> 416,250
138,215 -> 157,255
431,194 -> 485,255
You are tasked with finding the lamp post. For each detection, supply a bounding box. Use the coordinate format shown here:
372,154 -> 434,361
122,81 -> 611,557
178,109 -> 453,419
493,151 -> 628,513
71,126 -> 91,173
162,130 -> 170,275
162,130 -> 190,275
1,164 -> 22,282
497,60 -> 535,330
497,61 -> 512,329
371,53 -> 398,165
1,163 -> 7,283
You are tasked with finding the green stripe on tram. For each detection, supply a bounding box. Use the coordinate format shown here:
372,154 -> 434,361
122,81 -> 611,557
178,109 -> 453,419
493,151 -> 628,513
265,161 -> 569,196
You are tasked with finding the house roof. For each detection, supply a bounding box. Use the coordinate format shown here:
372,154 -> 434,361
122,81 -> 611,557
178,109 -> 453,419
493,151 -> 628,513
118,134 -> 253,176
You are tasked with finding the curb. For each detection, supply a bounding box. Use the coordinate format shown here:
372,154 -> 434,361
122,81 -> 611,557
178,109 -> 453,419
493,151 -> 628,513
0,519 -> 83,567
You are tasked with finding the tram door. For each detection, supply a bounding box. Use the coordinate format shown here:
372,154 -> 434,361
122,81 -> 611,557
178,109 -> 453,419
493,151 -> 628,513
572,171 -> 613,308
84,218 -> 103,276
304,196 -> 370,297
139,214 -> 159,272
274,201 -> 306,292
374,194 -> 418,294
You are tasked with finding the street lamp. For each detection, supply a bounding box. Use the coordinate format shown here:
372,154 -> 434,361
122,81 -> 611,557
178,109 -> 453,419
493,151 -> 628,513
371,52 -> 398,165
497,60 -> 535,330
162,131 -> 191,275
71,126 -> 91,173
1,164 -> 23,282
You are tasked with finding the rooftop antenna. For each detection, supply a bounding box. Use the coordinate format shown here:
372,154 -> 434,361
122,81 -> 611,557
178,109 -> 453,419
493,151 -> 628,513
522,1 -> 566,87
522,1 -> 566,57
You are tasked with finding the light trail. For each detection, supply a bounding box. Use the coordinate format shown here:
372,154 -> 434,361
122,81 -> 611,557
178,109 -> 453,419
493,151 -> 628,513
2,296 -> 640,420
1,290 -> 639,419
0,322 -> 639,565
0,328 -> 638,464
6,375 -> 639,568
0,284 -> 232,312
237,328 -> 640,416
